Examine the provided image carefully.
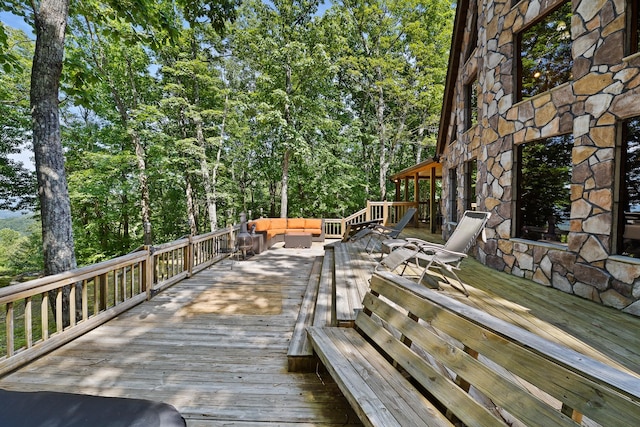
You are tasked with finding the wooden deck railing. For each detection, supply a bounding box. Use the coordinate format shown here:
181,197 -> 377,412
2,202 -> 415,374
0,226 -> 236,377
323,201 -> 419,239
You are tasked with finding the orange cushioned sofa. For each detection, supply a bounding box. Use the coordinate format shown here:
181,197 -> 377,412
249,218 -> 325,249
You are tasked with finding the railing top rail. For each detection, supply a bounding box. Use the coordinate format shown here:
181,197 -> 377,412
153,237 -> 190,253
191,226 -> 236,244
368,201 -> 417,206
343,208 -> 367,222
0,250 -> 149,304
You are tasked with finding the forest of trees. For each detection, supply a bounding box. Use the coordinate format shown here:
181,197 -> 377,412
0,0 -> 454,279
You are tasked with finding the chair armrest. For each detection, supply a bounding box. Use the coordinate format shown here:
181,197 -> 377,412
417,245 -> 467,259
405,238 -> 444,248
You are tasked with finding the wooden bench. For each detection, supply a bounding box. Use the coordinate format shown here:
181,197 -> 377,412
307,271 -> 640,427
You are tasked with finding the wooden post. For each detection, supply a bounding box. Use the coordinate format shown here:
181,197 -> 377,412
186,235 -> 193,277
414,172 -> 420,227
430,165 -> 437,233
382,201 -> 389,225
394,180 -> 401,201
404,178 -> 409,201
144,246 -> 153,301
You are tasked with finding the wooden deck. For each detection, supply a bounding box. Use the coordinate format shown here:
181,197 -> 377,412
0,243 -> 362,427
2,228 -> 640,425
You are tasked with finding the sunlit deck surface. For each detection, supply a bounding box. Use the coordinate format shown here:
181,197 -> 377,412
1,227 -> 640,426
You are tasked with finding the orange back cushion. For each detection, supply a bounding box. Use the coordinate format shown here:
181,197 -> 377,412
252,219 -> 271,232
287,218 -> 306,229
305,218 -> 322,229
270,218 -> 288,229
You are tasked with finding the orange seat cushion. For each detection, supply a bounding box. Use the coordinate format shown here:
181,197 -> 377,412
304,228 -> 321,235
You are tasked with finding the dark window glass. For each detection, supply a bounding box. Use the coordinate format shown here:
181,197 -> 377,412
619,117 -> 640,256
465,160 -> 477,211
517,135 -> 573,241
465,77 -> 478,130
518,2 -> 573,100
449,168 -> 458,222
628,0 -> 640,55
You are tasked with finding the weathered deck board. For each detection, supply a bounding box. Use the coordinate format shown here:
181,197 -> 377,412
0,243 -> 362,426
333,241 -> 378,326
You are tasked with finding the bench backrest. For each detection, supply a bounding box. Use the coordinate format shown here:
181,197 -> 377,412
359,271 -> 640,427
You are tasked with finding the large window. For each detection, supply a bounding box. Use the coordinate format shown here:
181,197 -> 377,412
516,135 -> 573,241
617,117 -> 640,256
518,2 -> 573,100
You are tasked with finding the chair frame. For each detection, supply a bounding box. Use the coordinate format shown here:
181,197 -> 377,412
354,208 -> 418,254
375,210 -> 491,296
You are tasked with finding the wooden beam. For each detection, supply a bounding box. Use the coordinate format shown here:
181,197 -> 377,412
430,166 -> 437,233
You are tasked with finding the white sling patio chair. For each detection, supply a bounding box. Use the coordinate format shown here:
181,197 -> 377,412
375,210 -> 491,296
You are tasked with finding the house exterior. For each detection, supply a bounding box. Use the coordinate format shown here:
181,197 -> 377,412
437,0 -> 640,316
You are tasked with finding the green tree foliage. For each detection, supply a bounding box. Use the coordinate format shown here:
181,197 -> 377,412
332,0 -> 453,200
0,0 -> 456,268
0,26 -> 35,210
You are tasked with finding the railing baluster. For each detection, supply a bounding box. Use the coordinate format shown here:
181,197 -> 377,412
41,293 -> 49,340
25,297 -> 32,348
70,283 -> 77,327
56,289 -> 63,333
6,301 -> 14,357
82,279 -> 88,321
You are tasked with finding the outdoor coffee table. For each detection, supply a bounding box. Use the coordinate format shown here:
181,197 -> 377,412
284,231 -> 312,248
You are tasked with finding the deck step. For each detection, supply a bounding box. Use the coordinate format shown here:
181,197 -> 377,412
287,256 -> 323,372
333,241 -> 377,327
314,247 -> 335,328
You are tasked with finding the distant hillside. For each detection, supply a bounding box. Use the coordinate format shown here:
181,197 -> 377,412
0,213 -> 37,235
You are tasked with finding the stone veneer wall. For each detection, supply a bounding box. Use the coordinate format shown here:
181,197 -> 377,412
441,0 -> 640,316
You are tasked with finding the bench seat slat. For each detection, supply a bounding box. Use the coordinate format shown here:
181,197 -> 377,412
307,326 -> 452,427
356,313 -> 508,427
361,293 -> 578,427
371,272 -> 640,427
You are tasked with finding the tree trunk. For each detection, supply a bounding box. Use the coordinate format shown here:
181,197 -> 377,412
376,78 -> 388,201
280,64 -> 293,218
132,130 -> 152,245
31,0 -> 77,326
185,173 -> 198,235
195,117 -> 217,232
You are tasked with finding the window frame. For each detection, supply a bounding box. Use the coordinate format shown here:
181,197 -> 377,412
614,116 -> 640,256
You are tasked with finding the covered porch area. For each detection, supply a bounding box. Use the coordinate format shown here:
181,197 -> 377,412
390,159 -> 443,233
